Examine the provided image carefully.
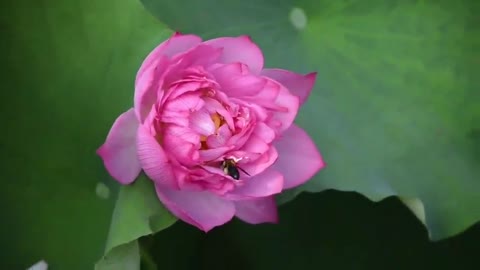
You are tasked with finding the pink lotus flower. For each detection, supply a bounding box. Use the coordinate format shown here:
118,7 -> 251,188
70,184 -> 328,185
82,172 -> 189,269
97,33 -> 325,232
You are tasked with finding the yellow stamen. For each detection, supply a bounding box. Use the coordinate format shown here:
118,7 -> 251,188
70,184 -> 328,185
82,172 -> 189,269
211,113 -> 222,130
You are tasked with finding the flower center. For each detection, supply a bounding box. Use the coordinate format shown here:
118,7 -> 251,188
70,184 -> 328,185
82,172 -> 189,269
200,113 -> 225,149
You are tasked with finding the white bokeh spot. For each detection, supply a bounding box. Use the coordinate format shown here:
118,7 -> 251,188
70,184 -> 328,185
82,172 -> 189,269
289,7 -> 308,30
95,182 -> 110,200
27,260 -> 48,270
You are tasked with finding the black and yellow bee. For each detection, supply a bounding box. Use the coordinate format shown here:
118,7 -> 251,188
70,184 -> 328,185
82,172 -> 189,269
221,158 -> 250,180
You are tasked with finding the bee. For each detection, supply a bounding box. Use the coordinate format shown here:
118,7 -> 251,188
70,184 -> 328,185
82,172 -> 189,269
221,158 -> 250,180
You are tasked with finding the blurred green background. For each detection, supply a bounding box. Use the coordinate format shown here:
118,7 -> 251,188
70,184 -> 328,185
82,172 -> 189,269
0,0 -> 478,269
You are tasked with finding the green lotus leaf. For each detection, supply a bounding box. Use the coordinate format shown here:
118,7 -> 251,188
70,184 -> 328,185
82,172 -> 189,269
141,0 -> 480,240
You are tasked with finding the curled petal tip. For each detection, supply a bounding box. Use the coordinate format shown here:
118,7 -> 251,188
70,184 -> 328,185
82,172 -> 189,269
241,35 -> 253,41
200,227 -> 213,233
95,146 -> 103,156
307,71 -> 318,79
318,158 -> 327,171
261,69 -> 317,106
269,216 -> 280,224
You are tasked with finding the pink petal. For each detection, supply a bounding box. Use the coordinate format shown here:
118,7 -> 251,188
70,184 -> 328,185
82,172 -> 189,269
135,33 -> 202,122
155,185 -> 235,232
240,146 -> 278,176
161,93 -> 204,125
265,78 -> 300,134
165,72 -> 218,101
164,92 -> 205,112
203,97 -> 235,129
136,33 -> 202,81
199,146 -> 232,162
97,109 -> 141,184
235,196 -> 278,224
134,56 -> 169,124
163,45 -> 223,87
225,150 -> 262,165
253,122 -> 277,144
226,169 -> 284,200
244,103 -> 269,122
223,75 -> 266,97
272,124 -> 325,189
204,36 -> 264,74
209,61 -> 245,75
160,33 -> 203,58
228,127 -> 255,151
261,69 -> 317,105
171,44 -> 223,67
163,125 -> 200,166
159,108 -> 189,127
163,124 -> 200,145
210,63 -> 266,97
240,78 -> 280,106
206,124 -> 232,148
241,134 -> 269,154
189,109 -> 216,136
136,124 -> 178,189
